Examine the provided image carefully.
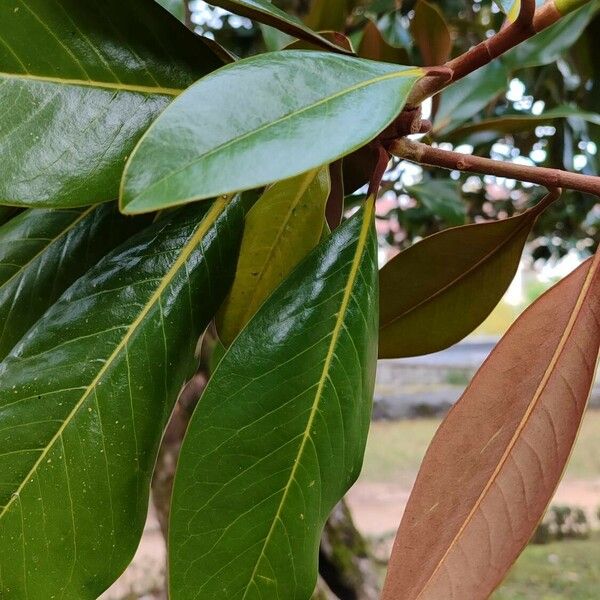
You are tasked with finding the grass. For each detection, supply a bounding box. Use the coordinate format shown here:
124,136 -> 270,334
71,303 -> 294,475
493,534 -> 600,599
360,410 -> 600,599
361,408 -> 600,484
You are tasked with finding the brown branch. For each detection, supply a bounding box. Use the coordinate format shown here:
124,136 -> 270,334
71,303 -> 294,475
408,0 -> 564,106
391,138 -> 600,197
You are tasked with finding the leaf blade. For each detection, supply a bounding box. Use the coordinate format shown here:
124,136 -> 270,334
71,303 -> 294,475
382,251 -> 600,600
0,197 -> 246,598
0,204 -> 146,360
120,51 -> 423,213
0,0 -> 222,208
378,195 -> 554,358
207,0 -> 352,53
217,167 -> 330,346
169,201 -> 378,599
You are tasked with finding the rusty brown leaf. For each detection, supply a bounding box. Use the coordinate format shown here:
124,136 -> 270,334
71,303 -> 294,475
382,251 -> 600,600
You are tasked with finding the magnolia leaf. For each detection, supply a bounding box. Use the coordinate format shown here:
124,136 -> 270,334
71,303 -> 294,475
407,180 -> 466,226
378,192 -> 557,358
383,251 -> 600,600
0,196 -> 247,599
0,208 -> 19,227
217,167 -> 330,346
170,201 -> 378,599
284,30 -> 355,52
434,61 -> 509,135
434,2 -> 598,135
445,105 -> 600,144
410,0 -> 452,66
156,0 -> 185,20
305,0 -> 352,32
357,20 -> 410,64
0,0 -> 222,208
207,0 -> 351,52
120,51 -> 422,213
0,204 -> 147,360
504,0 -> 599,70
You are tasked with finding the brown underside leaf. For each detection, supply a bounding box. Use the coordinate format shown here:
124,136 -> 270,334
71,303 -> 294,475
410,0 -> 452,66
382,251 -> 600,600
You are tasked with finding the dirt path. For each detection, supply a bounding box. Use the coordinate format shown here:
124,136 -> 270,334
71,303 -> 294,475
346,477 -> 600,537
101,477 -> 600,598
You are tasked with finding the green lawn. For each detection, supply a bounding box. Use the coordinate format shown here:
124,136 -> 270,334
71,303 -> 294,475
361,410 -> 600,599
362,409 -> 600,483
493,534 -> 600,600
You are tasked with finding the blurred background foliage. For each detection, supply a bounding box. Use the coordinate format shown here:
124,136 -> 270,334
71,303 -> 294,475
174,0 -> 600,267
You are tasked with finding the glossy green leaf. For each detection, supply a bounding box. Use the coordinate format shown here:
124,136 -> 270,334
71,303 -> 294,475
0,204 -> 146,361
407,180 -> 466,226
378,193 -> 556,359
0,196 -> 246,599
445,105 -> 600,144
434,1 -> 599,136
217,167 -> 330,346
121,51 -> 422,213
410,0 -> 452,66
283,30 -> 355,52
0,0 -> 222,208
207,0 -> 351,52
170,201 -> 378,599
434,61 -> 509,135
555,0 -> 594,15
305,0 -> 352,32
504,0 -> 599,70
0,208 -> 19,228
156,0 -> 185,21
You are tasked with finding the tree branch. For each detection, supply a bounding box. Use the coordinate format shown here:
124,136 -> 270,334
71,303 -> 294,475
407,0 -> 566,106
391,138 -> 600,197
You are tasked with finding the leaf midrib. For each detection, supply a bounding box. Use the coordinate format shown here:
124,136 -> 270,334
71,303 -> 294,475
415,251 -> 600,599
0,198 -> 227,522
0,71 -> 182,96
239,198 -> 375,599
122,67 -> 422,208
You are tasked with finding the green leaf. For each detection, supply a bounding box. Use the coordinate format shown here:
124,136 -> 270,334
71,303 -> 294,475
407,180 -> 466,226
207,0 -> 351,52
0,0 -> 222,208
0,204 -> 147,361
378,193 -> 556,359
170,200 -> 378,599
120,51 -> 422,213
445,105 -> 600,144
434,1 -> 599,136
504,0 -> 600,70
156,0 -> 185,21
305,0 -> 353,32
0,207 -> 19,228
0,196 -> 247,599
434,61 -> 509,135
217,167 -> 330,346
410,0 -> 452,66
